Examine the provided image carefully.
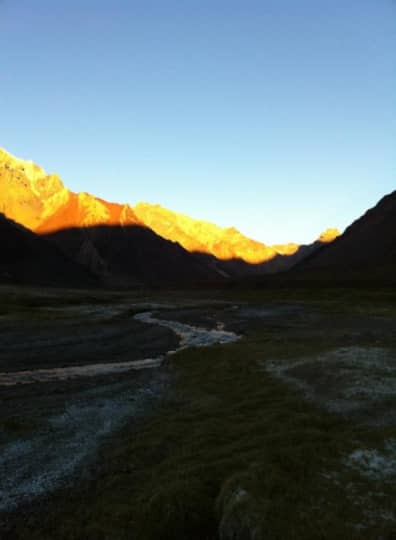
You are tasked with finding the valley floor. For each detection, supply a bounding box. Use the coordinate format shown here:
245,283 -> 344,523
0,285 -> 396,539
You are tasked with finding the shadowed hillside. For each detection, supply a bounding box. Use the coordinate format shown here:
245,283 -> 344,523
193,232 -> 339,278
290,191 -> 396,282
0,214 -> 223,287
0,214 -> 98,287
43,224 -> 223,287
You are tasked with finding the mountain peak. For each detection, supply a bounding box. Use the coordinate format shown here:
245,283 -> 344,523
0,147 -> 143,233
0,147 -> 48,185
0,148 -> 69,230
318,228 -> 341,243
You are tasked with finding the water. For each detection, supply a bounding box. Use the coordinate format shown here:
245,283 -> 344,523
0,311 -> 239,385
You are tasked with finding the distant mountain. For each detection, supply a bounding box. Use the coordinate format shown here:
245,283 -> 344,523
134,202 -> 287,263
208,228 -> 340,278
291,191 -> 396,282
0,147 -> 340,286
0,213 -> 97,287
134,203 -> 339,274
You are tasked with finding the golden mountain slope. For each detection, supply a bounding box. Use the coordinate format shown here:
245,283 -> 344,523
134,203 -> 340,264
0,148 -> 69,230
0,148 -> 340,266
317,228 -> 341,243
0,148 -> 140,233
134,202 -> 282,263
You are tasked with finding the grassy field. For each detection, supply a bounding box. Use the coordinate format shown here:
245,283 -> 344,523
1,285 -> 396,539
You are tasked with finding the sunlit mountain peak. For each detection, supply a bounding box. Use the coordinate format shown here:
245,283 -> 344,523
0,148 -> 69,229
318,228 -> 341,243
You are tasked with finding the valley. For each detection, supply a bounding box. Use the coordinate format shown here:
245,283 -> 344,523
1,285 -> 396,539
2,1 -> 393,537
1,148 -> 395,539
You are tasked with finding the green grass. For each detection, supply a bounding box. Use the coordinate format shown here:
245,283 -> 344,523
222,285 -> 396,314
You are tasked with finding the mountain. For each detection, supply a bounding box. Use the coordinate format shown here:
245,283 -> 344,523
0,147 -> 340,285
134,202 -> 339,275
0,148 -> 219,285
0,213 -> 97,287
291,191 -> 396,282
0,148 -> 141,232
43,225 -> 220,287
134,202 -> 285,263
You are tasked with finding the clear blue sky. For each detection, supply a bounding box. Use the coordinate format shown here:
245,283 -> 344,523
1,0 -> 395,244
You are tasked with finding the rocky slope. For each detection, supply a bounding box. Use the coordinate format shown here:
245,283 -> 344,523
134,202 -> 340,275
291,191 -> 396,281
0,148 -> 140,232
0,149 -> 218,285
134,202 -> 283,263
135,204 -> 339,264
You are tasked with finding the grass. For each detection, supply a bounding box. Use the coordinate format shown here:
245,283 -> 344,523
3,287 -> 396,539
224,285 -> 396,315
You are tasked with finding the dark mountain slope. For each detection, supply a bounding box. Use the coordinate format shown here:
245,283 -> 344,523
291,191 -> 396,282
43,223 -> 223,287
0,214 -> 98,287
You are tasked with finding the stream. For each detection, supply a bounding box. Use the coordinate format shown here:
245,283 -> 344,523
0,311 -> 239,386
0,311 -> 239,512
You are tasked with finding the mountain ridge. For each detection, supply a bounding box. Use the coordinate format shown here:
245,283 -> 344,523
0,148 -> 221,285
134,201 -> 339,264
0,147 -> 344,286
0,148 -> 339,266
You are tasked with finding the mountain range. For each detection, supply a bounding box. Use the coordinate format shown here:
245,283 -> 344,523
1,147 -> 393,287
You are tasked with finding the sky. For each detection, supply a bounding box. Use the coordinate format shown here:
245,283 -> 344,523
1,0 -> 395,244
